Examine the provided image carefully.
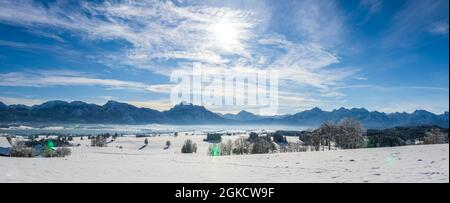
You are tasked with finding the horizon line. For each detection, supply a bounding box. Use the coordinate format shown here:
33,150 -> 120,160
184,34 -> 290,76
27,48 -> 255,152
1,100 -> 448,116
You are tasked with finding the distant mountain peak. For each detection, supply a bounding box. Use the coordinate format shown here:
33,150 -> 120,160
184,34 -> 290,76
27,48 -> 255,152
70,101 -> 88,105
310,107 -> 323,112
103,100 -> 137,111
164,102 -> 226,124
104,100 -> 122,105
8,104 -> 31,109
237,110 -> 255,116
0,101 -> 7,108
32,100 -> 69,109
170,102 -> 206,111
177,101 -> 193,106
413,110 -> 434,115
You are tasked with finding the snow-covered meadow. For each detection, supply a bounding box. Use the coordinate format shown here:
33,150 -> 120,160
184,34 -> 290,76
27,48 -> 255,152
0,135 -> 448,183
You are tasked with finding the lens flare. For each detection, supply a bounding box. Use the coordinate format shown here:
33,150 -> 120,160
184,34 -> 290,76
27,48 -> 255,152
47,140 -> 55,148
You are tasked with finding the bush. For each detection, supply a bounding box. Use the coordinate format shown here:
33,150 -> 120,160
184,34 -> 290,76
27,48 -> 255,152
220,140 -> 233,156
55,147 -> 71,157
204,133 -> 222,143
10,141 -> 33,157
250,137 -> 275,154
248,132 -> 259,141
91,136 -> 107,147
232,137 -> 250,155
42,147 -> 71,157
165,141 -> 171,149
42,148 -> 54,157
181,139 -> 197,153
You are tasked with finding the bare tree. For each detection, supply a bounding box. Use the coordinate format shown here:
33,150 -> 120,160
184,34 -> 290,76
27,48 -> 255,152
220,140 -> 233,156
318,121 -> 339,150
311,131 -> 321,151
233,137 -> 250,155
336,118 -> 365,149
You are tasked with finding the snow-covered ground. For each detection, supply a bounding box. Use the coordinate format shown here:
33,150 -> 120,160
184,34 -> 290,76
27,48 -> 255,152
0,135 -> 448,183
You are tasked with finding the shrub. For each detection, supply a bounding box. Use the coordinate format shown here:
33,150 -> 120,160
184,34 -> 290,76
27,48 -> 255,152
91,136 -> 107,147
42,148 -> 55,157
42,147 -> 71,157
10,141 -> 33,157
248,132 -> 259,141
220,140 -> 233,156
181,139 -> 197,153
55,147 -> 71,157
250,138 -> 275,154
232,137 -> 250,155
204,133 -> 222,143
23,137 -> 73,148
165,141 -> 171,149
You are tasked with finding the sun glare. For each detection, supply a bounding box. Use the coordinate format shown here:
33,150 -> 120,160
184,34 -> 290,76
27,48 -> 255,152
209,20 -> 241,52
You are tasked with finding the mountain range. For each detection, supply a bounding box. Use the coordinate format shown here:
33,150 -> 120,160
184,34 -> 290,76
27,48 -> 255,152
0,100 -> 448,128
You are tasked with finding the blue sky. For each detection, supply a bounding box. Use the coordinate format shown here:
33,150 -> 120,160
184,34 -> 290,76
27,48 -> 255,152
0,0 -> 448,115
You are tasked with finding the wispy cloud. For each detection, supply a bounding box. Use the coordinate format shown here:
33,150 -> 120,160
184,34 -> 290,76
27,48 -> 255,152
360,0 -> 383,15
381,0 -> 449,47
337,84 -> 449,92
0,0 -> 360,114
0,39 -> 81,59
291,0 -> 348,47
429,20 -> 449,35
0,70 -> 165,93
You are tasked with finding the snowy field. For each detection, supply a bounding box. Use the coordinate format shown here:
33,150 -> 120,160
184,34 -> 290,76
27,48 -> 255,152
0,135 -> 448,183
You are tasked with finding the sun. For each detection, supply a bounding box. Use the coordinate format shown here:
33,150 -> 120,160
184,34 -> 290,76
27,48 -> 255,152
209,20 -> 242,52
